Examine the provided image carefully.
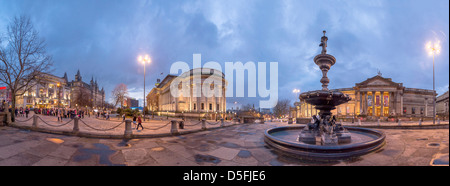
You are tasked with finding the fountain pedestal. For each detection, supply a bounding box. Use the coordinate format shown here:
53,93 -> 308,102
263,30 -> 385,160
297,30 -> 352,145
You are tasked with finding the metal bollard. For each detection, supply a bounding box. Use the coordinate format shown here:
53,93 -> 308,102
201,119 -> 206,130
220,118 -> 224,127
124,120 -> 132,138
32,115 -> 38,128
73,117 -> 79,133
170,120 -> 179,135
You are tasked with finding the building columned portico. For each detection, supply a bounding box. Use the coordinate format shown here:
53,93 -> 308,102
147,68 -> 227,119
298,74 -> 436,119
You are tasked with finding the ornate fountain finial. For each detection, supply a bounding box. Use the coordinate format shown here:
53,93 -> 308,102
319,30 -> 328,54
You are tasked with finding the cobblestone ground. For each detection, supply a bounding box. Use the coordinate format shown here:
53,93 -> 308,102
0,119 -> 448,166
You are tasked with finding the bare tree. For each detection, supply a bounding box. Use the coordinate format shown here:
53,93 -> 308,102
0,15 -> 52,122
72,87 -> 92,108
111,83 -> 128,108
272,99 -> 291,118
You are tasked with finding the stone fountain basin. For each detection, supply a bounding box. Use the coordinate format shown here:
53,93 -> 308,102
264,126 -> 385,160
299,90 -> 351,110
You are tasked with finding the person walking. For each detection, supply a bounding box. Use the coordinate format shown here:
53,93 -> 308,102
136,115 -> 144,130
25,108 -> 29,118
132,115 -> 137,129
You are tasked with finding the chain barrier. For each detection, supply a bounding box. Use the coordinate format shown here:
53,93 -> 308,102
38,116 -> 73,127
145,121 -> 172,131
79,119 -> 125,131
14,117 -> 34,123
206,121 -> 221,125
184,120 -> 202,127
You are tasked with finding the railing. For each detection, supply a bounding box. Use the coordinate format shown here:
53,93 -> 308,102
12,115 -> 236,138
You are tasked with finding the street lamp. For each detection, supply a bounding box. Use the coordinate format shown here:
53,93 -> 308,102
138,54 -> 151,121
426,40 -> 441,125
57,83 -> 61,109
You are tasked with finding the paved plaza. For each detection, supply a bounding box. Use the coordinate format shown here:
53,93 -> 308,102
0,115 -> 448,166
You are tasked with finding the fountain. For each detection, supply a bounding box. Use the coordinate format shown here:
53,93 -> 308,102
264,31 -> 385,160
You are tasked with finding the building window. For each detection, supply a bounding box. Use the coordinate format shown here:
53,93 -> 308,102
403,107 -> 407,114
411,107 -> 416,115
420,107 -> 424,115
209,103 -> 212,110
201,103 -> 204,110
216,104 -> 220,111
193,103 -> 196,110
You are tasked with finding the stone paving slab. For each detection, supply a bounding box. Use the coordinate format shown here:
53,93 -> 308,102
0,121 -> 449,166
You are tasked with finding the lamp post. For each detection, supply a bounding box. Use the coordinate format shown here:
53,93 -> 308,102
57,83 -> 61,109
138,54 -> 151,121
426,40 -> 441,125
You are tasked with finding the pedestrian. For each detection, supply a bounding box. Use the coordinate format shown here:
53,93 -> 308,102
132,115 -> 137,129
122,114 -> 126,122
136,115 -> 143,130
25,108 -> 29,118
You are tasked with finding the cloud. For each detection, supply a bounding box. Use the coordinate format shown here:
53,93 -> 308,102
0,0 -> 448,108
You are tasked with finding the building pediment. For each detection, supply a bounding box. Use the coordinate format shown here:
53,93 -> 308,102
355,75 -> 403,88
367,79 -> 391,86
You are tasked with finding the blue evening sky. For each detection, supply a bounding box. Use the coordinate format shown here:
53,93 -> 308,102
0,0 -> 448,108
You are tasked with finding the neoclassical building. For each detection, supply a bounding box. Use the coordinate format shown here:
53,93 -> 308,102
436,90 -> 449,118
13,70 -> 106,109
15,73 -> 71,109
297,74 -> 436,119
147,68 -> 227,119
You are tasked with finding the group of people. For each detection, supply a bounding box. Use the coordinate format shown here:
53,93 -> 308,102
122,114 -> 143,130
34,108 -> 88,122
27,107 -> 111,122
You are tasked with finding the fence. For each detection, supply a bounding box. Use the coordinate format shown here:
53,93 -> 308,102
12,115 -> 237,139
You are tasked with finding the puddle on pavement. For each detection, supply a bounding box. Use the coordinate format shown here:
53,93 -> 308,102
430,153 -> 449,166
219,142 -> 241,149
150,147 -> 165,151
117,139 -> 132,147
416,138 -> 429,141
237,150 -> 252,158
46,138 -> 64,144
427,143 -> 440,147
73,143 -> 124,166
194,154 -> 221,164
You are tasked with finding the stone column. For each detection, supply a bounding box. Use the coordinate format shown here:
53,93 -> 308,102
380,91 -> 384,117
372,91 -> 376,116
400,93 -> 404,116
425,98 -> 428,117
73,116 -> 79,134
359,91 -> 362,115
170,120 -> 179,135
124,120 -> 132,138
201,119 -> 206,130
364,92 -> 368,115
